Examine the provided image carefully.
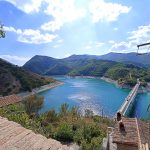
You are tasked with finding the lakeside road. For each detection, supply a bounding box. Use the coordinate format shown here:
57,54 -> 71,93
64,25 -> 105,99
17,81 -> 64,98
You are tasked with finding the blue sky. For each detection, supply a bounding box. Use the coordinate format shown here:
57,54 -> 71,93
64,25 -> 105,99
0,0 -> 150,66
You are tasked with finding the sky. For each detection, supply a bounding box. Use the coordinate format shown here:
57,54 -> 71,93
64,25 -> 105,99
0,0 -> 150,66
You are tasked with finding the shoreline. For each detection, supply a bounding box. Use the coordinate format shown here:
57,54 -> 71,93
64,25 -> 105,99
18,81 -> 64,98
68,75 -> 150,93
32,81 -> 64,93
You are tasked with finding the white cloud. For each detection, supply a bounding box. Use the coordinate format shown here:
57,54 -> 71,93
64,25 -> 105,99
41,0 -> 86,32
114,27 -> 118,31
84,41 -> 104,50
109,24 -> 150,53
85,45 -> 92,50
108,40 -> 115,44
6,0 -> 86,30
53,44 -> 60,48
4,26 -> 22,34
128,24 -> 150,42
89,0 -> 131,23
6,0 -> 42,13
41,20 -> 63,32
55,56 -> 60,59
95,42 -> 104,48
6,0 -> 131,32
65,53 -> 71,57
109,41 -> 131,52
4,26 -> 57,44
57,39 -> 63,43
17,29 -> 57,44
0,55 -> 30,66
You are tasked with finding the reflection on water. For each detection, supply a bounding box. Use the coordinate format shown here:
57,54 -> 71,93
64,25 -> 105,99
39,76 -> 150,119
68,93 -> 102,115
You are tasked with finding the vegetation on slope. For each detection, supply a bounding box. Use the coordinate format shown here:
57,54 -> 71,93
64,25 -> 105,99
0,95 -> 113,149
69,61 -> 150,87
0,23 -> 5,38
104,64 -> 150,87
23,55 -> 150,87
68,59 -> 117,77
0,58 -> 56,96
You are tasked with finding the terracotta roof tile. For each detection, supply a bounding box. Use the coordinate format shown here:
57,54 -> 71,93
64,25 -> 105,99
112,117 -> 149,149
0,95 -> 21,107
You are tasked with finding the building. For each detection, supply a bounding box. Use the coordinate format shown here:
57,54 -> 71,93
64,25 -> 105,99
103,117 -> 150,150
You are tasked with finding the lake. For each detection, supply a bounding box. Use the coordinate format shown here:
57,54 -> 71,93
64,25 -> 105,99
39,76 -> 150,119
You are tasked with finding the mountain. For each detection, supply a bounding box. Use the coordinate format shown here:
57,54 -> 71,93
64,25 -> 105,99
46,64 -> 72,75
23,55 -> 92,75
0,58 -> 56,96
23,55 -> 59,74
99,52 -> 150,68
23,55 -> 150,87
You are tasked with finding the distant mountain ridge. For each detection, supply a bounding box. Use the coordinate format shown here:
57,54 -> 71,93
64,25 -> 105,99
23,52 -> 150,74
98,52 -> 150,68
23,54 -> 150,88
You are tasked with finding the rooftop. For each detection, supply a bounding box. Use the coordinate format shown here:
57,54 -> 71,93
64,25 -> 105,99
112,117 -> 150,149
0,94 -> 21,107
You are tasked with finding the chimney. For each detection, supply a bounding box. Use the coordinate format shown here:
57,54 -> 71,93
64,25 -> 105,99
117,112 -> 122,121
119,120 -> 125,132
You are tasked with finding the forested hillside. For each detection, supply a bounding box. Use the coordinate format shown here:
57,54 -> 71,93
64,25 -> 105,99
23,55 -> 150,87
0,58 -> 56,96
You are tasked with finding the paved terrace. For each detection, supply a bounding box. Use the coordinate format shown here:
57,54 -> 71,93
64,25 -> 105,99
0,116 -> 72,150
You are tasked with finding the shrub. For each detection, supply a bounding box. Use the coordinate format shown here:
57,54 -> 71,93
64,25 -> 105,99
46,109 -> 58,123
23,94 -> 44,117
55,123 -> 73,142
59,103 -> 69,117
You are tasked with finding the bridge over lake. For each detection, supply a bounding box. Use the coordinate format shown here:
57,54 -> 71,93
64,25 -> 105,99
116,80 -> 141,121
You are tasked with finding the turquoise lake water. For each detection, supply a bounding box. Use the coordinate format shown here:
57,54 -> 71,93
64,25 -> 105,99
39,76 -> 150,119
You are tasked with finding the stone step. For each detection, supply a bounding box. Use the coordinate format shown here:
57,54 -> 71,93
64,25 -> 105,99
13,132 -> 36,149
0,127 -> 26,145
31,134 -> 48,149
0,118 -> 8,125
22,133 -> 44,150
1,129 -> 32,149
0,122 -> 20,136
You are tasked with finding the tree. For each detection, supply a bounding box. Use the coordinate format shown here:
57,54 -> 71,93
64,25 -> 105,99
23,94 -> 44,117
0,23 -> 5,38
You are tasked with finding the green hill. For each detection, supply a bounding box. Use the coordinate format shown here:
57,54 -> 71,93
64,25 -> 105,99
99,52 -> 150,68
23,55 -> 150,87
0,58 -> 56,96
